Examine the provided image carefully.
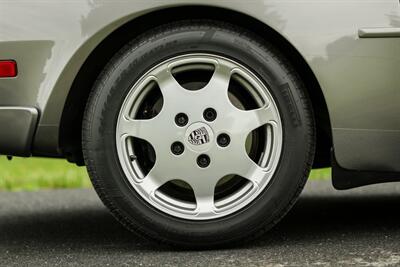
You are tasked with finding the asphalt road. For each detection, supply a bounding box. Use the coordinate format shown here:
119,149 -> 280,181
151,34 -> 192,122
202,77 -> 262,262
1,180 -> 400,267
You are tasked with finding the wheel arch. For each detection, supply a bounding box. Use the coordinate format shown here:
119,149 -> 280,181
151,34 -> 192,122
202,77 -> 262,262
59,5 -> 332,167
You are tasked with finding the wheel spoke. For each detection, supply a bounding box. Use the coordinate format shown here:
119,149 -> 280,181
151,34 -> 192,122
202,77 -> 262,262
118,116 -> 157,143
234,150 -> 268,186
240,105 -> 275,133
192,181 -> 217,217
203,63 -> 233,97
139,164 -> 171,196
155,69 -> 184,105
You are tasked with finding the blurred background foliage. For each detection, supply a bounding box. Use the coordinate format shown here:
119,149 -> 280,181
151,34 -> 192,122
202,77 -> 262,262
0,157 -> 330,191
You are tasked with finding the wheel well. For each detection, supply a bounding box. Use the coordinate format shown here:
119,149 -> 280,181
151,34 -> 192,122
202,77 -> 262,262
60,6 -> 332,167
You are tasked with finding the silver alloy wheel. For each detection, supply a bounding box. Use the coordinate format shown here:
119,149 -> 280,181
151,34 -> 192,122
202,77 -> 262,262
116,54 -> 282,220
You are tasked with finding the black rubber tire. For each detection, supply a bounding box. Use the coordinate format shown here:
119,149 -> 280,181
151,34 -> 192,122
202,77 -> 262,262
82,20 -> 315,248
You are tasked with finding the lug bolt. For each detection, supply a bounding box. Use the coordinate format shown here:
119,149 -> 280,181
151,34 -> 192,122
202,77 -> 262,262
203,108 -> 217,122
171,142 -> 184,155
175,113 -> 188,127
217,133 -> 231,147
197,154 -> 210,168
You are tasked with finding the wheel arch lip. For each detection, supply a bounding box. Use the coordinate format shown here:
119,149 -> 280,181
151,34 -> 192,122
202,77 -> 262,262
29,4 -> 331,165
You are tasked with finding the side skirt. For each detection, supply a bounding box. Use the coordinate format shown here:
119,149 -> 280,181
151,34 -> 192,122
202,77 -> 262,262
0,106 -> 38,156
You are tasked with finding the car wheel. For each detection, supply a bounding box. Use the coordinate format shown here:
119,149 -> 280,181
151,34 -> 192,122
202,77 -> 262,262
82,20 -> 315,248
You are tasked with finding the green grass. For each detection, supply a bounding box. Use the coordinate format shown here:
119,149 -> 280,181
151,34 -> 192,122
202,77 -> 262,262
0,157 -> 331,191
309,167 -> 331,180
0,157 -> 91,191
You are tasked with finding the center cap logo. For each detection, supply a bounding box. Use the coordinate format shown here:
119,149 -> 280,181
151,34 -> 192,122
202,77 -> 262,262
185,122 -> 214,152
188,127 -> 210,145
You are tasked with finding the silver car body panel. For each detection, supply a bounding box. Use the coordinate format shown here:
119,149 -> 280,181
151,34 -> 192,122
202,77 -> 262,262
0,0 -> 399,171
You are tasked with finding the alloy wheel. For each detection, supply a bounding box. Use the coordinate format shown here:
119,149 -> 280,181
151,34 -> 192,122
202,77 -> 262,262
116,54 -> 282,220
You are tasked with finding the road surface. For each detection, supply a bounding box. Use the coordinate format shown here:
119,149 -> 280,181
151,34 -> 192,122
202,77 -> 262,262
1,180 -> 400,266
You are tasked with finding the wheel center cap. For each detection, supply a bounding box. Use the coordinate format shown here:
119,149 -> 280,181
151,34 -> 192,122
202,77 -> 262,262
185,122 -> 214,152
